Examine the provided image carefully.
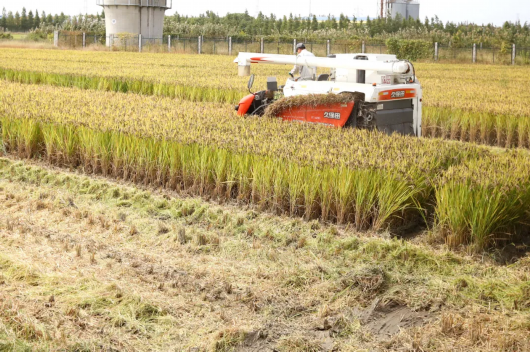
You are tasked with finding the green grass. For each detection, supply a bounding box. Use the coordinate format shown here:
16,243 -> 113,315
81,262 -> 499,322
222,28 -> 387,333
10,33 -> 27,40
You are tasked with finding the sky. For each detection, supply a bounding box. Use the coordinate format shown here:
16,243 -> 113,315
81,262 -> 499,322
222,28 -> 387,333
1,0 -> 529,26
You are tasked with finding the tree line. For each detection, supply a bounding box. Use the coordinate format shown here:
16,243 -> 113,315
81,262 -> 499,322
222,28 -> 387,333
0,7 -> 104,33
164,11 -> 530,47
2,7 -> 530,48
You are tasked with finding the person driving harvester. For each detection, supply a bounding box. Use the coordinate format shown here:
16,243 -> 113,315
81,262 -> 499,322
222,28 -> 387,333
289,43 -> 317,81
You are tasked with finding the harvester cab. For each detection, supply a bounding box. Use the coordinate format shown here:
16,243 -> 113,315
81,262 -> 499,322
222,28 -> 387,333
234,52 -> 423,137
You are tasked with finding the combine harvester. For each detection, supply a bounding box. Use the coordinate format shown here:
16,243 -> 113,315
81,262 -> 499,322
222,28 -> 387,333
234,52 -> 422,136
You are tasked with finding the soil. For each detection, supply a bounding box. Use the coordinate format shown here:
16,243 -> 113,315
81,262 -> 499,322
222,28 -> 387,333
356,299 -> 433,341
234,298 -> 433,351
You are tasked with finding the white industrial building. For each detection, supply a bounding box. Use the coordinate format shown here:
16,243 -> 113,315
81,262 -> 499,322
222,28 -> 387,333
96,0 -> 172,46
387,0 -> 420,21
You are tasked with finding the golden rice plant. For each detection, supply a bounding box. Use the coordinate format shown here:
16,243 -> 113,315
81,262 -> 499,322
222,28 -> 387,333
2,49 -> 530,150
1,49 -> 530,108
436,151 -> 530,251
2,48 -> 529,120
0,48 -> 286,103
419,63 -> 530,148
0,80 -> 482,233
1,51 -> 530,250
2,79 -> 529,249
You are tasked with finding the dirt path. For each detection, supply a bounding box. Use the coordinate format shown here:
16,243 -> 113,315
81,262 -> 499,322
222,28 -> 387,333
0,157 -> 529,351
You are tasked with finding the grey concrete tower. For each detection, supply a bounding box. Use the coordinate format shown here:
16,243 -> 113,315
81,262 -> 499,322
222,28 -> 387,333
387,0 -> 420,21
97,0 -> 172,45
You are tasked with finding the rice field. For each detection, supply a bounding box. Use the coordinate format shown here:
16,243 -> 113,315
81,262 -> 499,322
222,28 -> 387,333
1,48 -> 530,148
1,77 -> 529,251
1,46 -> 530,352
418,64 -> 530,148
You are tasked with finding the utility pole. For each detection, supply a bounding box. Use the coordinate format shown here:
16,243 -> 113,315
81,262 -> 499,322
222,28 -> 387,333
381,0 -> 384,18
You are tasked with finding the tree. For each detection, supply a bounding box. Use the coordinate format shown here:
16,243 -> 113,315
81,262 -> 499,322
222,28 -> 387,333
6,11 -> 14,31
21,7 -> 28,31
339,14 -> 350,30
311,15 -> 318,31
34,9 -> 40,28
268,13 -> 276,35
279,16 -> 286,33
287,13 -> 294,33
304,17 -> 311,31
14,11 -> 20,31
324,14 -> 331,29
319,18 -> 326,30
293,15 -> 301,32
27,10 -> 34,30
59,12 -> 67,25
41,11 -> 46,24
424,16 -> 430,30
256,11 -> 264,35
1,7 -> 7,31
330,15 -> 338,30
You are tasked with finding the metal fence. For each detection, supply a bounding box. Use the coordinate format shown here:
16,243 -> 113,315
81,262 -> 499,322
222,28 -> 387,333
57,33 -> 105,48
438,46 -> 488,64
57,32 -> 164,51
433,43 -> 530,65
435,45 -> 530,65
53,31 -> 530,65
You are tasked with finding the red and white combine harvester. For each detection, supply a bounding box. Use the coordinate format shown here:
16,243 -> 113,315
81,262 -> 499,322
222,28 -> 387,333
234,52 -> 422,136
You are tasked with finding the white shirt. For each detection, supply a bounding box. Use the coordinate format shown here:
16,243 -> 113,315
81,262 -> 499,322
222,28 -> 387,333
290,49 -> 317,80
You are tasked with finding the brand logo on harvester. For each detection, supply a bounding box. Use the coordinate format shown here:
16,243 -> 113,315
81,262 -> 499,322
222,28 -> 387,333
391,91 -> 405,98
324,112 -> 341,120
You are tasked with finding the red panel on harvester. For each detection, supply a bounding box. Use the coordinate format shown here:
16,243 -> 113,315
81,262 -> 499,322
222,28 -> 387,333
280,101 -> 355,127
237,94 -> 255,116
